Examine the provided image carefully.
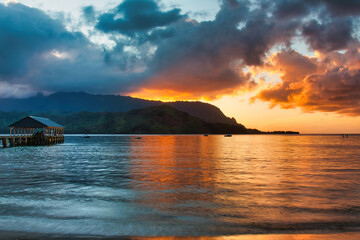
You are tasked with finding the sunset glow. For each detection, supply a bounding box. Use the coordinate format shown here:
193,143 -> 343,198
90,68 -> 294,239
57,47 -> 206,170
128,88 -> 206,102
0,0 -> 359,133
1,1 -> 360,238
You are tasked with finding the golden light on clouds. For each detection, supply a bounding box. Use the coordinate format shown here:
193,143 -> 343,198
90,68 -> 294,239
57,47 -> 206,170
128,48 -> 360,133
128,88 -> 206,102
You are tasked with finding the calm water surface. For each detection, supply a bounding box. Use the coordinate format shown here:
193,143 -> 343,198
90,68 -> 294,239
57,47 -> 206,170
0,135 -> 359,237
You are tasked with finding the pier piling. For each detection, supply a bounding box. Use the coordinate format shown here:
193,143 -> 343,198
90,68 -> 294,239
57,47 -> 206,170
0,136 -> 64,148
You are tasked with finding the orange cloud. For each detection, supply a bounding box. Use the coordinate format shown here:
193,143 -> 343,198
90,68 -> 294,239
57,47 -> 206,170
254,46 -> 360,116
129,58 -> 256,101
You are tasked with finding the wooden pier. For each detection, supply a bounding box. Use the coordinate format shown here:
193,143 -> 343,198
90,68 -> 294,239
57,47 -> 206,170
0,135 -> 64,148
2,116 -> 65,148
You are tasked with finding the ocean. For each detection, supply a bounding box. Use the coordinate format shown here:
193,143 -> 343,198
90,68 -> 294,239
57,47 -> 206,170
0,134 -> 359,238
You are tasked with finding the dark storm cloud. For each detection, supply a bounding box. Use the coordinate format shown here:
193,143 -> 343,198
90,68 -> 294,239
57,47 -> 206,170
238,9 -> 300,65
0,3 -> 146,96
273,0 -> 310,19
96,0 -> 182,36
128,0 -> 303,97
82,6 -> 96,22
302,18 -> 356,52
146,27 -> 176,42
0,3 -> 84,78
322,0 -> 360,16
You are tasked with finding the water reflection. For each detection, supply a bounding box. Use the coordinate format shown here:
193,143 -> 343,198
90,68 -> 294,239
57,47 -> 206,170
129,136 -> 221,228
128,135 -> 360,233
0,135 -> 359,237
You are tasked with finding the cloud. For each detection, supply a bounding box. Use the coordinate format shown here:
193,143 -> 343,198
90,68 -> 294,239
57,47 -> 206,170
128,0 -> 360,112
321,0 -> 360,16
82,5 -> 96,22
1,0 -> 360,116
0,3 -> 84,78
255,48 -> 360,116
0,2 -> 147,96
250,0 -> 360,116
302,17 -> 357,52
273,0 -> 310,20
96,0 -> 182,36
0,82 -> 38,98
126,0 -> 301,98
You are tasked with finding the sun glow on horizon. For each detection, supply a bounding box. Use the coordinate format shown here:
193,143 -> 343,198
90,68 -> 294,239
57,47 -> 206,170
128,88 -> 211,102
128,86 -> 360,134
127,56 -> 360,134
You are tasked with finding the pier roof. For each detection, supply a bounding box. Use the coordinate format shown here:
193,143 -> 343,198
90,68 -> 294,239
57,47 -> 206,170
9,116 -> 64,128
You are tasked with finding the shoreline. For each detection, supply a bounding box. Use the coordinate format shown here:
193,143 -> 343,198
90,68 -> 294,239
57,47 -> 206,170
1,231 -> 360,240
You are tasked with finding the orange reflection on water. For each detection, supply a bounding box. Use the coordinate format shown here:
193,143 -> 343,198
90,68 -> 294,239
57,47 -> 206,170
129,136 -> 221,208
127,135 -> 360,233
213,135 -> 360,224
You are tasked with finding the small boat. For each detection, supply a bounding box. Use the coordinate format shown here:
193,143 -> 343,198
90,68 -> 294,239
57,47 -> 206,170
224,134 -> 232,137
135,137 -> 142,139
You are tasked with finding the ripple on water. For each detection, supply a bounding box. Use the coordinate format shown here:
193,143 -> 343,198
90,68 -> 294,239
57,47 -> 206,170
0,135 -> 359,236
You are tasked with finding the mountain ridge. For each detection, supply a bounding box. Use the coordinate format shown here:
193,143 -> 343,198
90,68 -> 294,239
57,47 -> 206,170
0,105 -> 299,134
0,105 -> 261,134
0,92 -> 237,125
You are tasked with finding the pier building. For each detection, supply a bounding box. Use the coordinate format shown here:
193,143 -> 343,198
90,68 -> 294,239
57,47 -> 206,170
0,116 -> 64,148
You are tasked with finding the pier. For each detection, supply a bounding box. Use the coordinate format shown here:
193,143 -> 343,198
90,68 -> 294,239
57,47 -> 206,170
1,116 -> 65,148
0,135 -> 64,148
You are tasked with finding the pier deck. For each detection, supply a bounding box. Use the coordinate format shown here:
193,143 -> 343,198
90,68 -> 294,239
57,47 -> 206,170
0,135 -> 64,148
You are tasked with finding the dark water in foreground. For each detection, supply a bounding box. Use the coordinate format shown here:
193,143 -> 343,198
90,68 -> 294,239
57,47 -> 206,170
0,135 -> 359,237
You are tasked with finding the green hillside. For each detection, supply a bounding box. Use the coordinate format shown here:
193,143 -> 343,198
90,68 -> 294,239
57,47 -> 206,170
0,105 -> 261,134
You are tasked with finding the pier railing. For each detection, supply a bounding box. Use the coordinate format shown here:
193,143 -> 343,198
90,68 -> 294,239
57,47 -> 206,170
0,135 -> 64,148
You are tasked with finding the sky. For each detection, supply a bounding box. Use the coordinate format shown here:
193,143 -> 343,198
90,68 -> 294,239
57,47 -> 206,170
0,0 -> 359,133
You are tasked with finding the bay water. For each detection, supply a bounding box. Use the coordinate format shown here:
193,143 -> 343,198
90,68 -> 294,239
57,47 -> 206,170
0,135 -> 359,237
